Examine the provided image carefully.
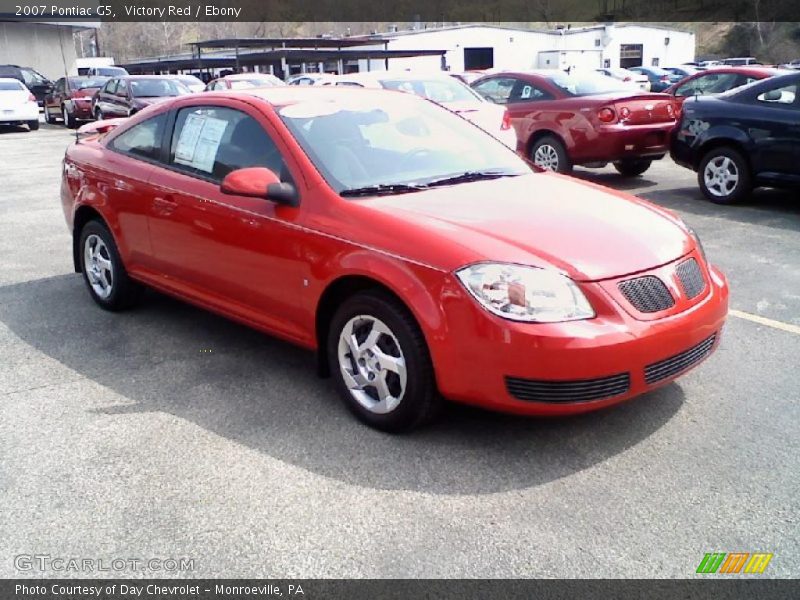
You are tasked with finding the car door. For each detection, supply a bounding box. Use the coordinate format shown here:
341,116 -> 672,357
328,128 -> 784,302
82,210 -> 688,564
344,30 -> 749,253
742,80 -> 800,179
474,76 -> 556,146
46,78 -> 64,113
98,112 -> 169,267
112,80 -> 132,116
144,100 -> 310,340
97,79 -> 116,115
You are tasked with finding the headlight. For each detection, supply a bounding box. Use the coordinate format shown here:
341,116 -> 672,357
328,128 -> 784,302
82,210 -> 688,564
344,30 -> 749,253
687,226 -> 706,261
676,217 -> 706,262
455,263 -> 595,323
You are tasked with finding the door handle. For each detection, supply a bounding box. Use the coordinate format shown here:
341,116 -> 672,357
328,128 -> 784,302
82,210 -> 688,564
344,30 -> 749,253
153,195 -> 178,214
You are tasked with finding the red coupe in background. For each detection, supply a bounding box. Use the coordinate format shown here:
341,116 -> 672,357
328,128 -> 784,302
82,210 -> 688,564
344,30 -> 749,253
43,76 -> 108,128
664,66 -> 786,104
472,70 -> 680,176
63,87 -> 728,432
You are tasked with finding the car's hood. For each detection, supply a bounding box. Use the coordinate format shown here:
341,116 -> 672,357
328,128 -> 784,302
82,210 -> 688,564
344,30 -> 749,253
361,173 -> 690,281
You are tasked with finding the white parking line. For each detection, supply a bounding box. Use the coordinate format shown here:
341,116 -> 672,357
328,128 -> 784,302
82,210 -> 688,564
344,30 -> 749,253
729,309 -> 800,336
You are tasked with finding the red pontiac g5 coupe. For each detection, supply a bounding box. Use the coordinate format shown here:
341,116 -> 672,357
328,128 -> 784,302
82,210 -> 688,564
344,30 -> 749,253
472,70 -> 680,176
62,87 -> 728,432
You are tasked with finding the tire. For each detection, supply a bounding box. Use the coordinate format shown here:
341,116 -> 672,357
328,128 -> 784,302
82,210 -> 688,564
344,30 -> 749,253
94,107 -> 103,121
62,105 -> 77,129
44,104 -> 56,124
530,135 -> 572,174
78,220 -> 141,311
27,120 -> 39,131
613,158 -> 652,177
697,146 -> 752,205
327,291 -> 441,433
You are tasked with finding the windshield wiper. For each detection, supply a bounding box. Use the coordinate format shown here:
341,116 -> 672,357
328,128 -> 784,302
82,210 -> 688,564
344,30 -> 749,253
422,170 -> 520,188
339,183 -> 427,197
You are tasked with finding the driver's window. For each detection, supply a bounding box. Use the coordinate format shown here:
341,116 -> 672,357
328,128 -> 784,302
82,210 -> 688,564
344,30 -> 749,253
169,106 -> 290,183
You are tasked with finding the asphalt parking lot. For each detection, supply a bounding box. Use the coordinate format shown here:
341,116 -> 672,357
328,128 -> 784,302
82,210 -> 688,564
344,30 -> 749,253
1,119 -> 798,578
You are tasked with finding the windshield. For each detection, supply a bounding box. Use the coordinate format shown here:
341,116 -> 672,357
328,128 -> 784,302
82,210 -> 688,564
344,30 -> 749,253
379,77 -> 480,104
229,76 -> 283,89
548,72 -> 632,96
279,93 -> 529,194
69,77 -> 107,90
130,78 -> 190,97
97,67 -> 128,77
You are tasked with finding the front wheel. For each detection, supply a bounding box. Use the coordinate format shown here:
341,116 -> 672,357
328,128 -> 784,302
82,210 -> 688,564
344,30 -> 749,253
44,104 -> 56,124
27,120 -> 39,131
530,136 -> 572,174
94,107 -> 103,121
79,221 -> 141,311
327,291 -> 440,432
698,147 -> 752,204
62,105 -> 77,129
613,158 -> 652,177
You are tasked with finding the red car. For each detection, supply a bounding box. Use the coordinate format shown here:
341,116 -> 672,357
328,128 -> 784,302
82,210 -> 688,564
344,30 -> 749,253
43,76 -> 108,128
664,66 -> 786,104
63,87 -> 728,432
472,70 -> 680,176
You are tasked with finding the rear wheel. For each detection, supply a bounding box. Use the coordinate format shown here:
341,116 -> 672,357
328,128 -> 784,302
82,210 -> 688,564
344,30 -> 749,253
27,120 -> 39,131
78,220 -> 141,311
698,147 -> 751,204
530,136 -> 572,174
62,105 -> 77,129
327,291 -> 440,432
613,158 -> 652,177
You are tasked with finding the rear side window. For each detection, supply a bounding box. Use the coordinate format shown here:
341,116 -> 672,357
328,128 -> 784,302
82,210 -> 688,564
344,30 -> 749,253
0,80 -> 24,91
109,113 -> 167,161
755,83 -> 798,106
168,106 -> 290,182
473,77 -> 519,104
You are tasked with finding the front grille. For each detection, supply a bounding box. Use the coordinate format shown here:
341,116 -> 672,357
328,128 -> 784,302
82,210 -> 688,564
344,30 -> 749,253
618,276 -> 675,313
645,333 -> 717,384
506,373 -> 630,403
676,258 -> 706,300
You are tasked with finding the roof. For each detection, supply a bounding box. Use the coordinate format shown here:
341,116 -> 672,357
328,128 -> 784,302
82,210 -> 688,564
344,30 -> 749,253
121,48 -> 447,74
189,37 -> 391,50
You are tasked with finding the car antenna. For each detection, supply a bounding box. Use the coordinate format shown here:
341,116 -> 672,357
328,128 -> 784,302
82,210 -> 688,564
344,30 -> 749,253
57,26 -> 80,144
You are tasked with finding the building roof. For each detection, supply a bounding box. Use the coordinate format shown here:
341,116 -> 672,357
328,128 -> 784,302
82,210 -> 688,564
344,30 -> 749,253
121,47 -> 446,74
188,37 -> 391,51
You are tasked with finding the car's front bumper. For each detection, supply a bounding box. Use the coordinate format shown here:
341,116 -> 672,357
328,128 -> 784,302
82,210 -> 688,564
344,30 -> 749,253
431,256 -> 729,416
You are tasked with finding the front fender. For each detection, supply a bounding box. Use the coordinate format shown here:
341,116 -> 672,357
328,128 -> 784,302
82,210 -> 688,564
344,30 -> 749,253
316,249 -> 447,340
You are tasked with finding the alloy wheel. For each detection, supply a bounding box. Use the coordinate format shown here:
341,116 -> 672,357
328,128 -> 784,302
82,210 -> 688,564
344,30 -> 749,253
533,144 -> 559,171
703,156 -> 739,198
83,234 -> 114,299
337,315 -> 408,414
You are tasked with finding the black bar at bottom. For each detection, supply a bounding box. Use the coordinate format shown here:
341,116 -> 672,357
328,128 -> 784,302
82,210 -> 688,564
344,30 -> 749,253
1,579 -> 799,600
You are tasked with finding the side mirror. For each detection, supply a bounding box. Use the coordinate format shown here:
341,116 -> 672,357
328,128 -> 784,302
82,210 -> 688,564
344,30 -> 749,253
220,167 -> 299,207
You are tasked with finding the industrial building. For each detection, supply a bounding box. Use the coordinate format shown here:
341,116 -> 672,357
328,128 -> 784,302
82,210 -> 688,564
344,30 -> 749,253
355,23 -> 696,73
0,21 -> 99,80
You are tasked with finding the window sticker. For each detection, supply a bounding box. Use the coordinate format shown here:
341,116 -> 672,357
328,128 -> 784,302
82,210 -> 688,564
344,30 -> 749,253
521,85 -> 532,99
174,113 -> 228,173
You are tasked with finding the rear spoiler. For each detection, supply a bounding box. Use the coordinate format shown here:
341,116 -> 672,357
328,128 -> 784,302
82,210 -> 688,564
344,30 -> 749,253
76,118 -> 126,138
